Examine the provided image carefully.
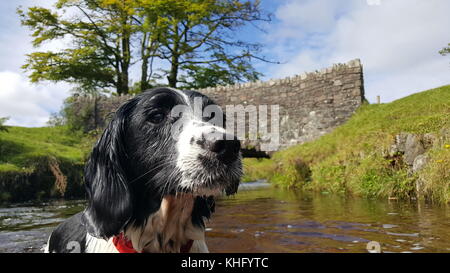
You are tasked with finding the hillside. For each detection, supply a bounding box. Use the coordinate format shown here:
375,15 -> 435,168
0,126 -> 93,202
244,85 -> 450,203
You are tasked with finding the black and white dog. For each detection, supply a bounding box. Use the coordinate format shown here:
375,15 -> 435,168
45,87 -> 242,253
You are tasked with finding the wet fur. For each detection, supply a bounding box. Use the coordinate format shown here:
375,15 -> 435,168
46,87 -> 240,253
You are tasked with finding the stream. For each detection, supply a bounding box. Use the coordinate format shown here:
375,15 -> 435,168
0,182 -> 449,253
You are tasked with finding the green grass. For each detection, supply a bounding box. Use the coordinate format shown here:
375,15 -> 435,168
1,85 -> 449,203
0,126 -> 93,203
0,126 -> 92,170
244,85 -> 450,203
242,158 -> 277,182
419,144 -> 450,203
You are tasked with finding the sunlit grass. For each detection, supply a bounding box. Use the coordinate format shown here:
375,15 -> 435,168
0,126 -> 94,202
0,126 -> 88,170
245,84 -> 450,203
242,158 -> 277,183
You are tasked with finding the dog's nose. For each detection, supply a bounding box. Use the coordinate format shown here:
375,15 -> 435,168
205,134 -> 240,163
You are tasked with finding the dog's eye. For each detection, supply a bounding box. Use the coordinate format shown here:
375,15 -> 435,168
148,111 -> 166,124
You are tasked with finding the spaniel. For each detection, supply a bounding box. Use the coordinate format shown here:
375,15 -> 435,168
45,87 -> 242,253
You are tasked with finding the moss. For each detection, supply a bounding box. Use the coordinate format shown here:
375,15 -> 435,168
243,85 -> 450,203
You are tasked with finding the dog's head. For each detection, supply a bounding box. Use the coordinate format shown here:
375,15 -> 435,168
82,87 -> 242,238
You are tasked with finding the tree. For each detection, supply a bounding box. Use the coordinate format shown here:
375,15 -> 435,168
140,0 -> 271,88
179,64 -> 258,89
18,0 -> 137,95
0,117 -> 9,132
19,0 -> 273,94
440,43 -> 450,57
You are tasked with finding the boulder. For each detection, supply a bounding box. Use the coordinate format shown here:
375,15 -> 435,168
412,154 -> 429,173
404,134 -> 425,166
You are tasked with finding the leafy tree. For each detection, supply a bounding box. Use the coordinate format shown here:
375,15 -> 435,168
19,0 -> 273,93
47,112 -> 66,127
179,64 -> 258,89
0,117 -> 9,132
140,0 -> 271,88
18,0 -> 138,95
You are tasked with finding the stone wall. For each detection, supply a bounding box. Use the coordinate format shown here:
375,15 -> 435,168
199,59 -> 365,151
70,59 -> 365,153
69,95 -> 130,132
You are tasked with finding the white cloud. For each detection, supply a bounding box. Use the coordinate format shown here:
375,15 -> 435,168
0,0 -> 78,127
275,0 -> 350,34
0,0 -> 60,72
0,71 -> 71,127
1,0 -> 450,127
265,0 -> 450,102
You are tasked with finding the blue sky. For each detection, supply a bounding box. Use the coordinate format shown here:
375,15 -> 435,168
1,0 -> 449,127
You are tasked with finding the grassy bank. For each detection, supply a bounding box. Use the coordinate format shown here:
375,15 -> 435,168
0,126 -> 93,203
1,85 -> 449,204
244,85 -> 450,203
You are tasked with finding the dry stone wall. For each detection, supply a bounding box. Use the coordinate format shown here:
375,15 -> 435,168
70,59 -> 365,152
199,59 -> 365,151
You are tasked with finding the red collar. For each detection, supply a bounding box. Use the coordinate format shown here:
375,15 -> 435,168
112,233 -> 194,253
112,233 -> 138,253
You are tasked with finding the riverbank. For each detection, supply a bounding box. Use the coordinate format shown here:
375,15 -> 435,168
0,126 -> 94,203
1,85 -> 449,204
244,85 -> 450,203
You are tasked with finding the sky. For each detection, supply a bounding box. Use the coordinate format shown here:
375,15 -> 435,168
0,0 -> 449,127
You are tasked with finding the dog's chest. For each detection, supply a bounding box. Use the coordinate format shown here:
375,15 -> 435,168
126,194 -> 206,253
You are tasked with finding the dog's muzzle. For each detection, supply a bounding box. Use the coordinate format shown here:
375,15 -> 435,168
176,122 -> 242,196
200,133 -> 241,165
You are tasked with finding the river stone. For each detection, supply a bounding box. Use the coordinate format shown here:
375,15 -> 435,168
404,134 -> 425,166
412,154 -> 429,173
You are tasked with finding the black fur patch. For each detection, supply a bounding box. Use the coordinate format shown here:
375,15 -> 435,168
47,87 -> 240,252
48,212 -> 87,253
191,196 -> 215,229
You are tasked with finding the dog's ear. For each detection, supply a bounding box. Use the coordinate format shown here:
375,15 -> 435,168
82,99 -> 137,239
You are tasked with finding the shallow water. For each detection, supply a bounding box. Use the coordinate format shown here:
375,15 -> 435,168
1,182 -> 449,253
0,200 -> 85,253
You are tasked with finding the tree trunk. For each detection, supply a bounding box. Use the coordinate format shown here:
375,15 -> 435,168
167,54 -> 179,88
120,66 -> 129,94
141,57 -> 149,91
120,16 -> 130,95
140,33 -> 151,92
167,23 -> 180,88
120,44 -> 130,94
116,67 -> 123,95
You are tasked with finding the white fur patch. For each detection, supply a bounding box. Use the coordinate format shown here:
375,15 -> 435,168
176,118 -> 227,194
125,194 -> 208,253
85,234 -> 119,253
81,195 -> 208,253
